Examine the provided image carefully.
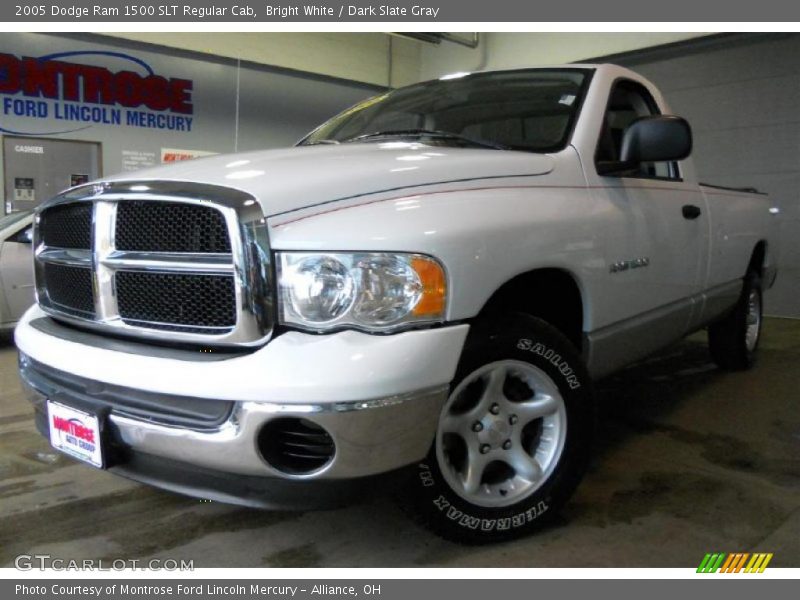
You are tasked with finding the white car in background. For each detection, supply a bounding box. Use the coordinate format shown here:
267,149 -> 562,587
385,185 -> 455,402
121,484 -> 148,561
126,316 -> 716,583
0,210 -> 34,332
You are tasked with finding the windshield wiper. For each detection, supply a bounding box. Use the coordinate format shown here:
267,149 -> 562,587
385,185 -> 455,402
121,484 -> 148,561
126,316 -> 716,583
342,129 -> 509,151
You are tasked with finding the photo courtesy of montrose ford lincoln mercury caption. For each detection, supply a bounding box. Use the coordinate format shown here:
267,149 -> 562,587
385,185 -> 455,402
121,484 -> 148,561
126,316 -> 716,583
15,64 -> 779,543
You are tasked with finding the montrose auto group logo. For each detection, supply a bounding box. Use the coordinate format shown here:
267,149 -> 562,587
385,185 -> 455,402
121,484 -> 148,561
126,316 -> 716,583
51,414 -> 96,454
0,50 -> 195,136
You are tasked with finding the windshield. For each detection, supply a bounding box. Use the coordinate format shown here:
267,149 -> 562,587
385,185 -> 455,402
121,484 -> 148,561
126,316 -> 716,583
302,69 -> 591,152
0,210 -> 31,231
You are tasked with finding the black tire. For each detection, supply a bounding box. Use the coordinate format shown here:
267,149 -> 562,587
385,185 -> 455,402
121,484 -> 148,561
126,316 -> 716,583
408,313 -> 594,544
708,273 -> 762,371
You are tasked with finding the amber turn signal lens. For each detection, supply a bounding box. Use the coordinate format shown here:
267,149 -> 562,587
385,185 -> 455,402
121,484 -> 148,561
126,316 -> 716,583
411,256 -> 447,317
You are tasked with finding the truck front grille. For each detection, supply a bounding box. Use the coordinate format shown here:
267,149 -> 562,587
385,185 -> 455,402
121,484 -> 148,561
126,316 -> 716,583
115,201 -> 231,253
116,271 -> 237,331
39,203 -> 92,249
42,263 -> 95,317
34,181 -> 273,346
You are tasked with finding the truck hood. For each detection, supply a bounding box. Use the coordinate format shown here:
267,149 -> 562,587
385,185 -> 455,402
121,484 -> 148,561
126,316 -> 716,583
105,142 -> 555,217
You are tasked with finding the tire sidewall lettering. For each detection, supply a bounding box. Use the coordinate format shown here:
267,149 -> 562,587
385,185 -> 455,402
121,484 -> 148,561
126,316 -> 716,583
418,463 -> 435,487
424,488 -> 551,532
517,338 -> 581,389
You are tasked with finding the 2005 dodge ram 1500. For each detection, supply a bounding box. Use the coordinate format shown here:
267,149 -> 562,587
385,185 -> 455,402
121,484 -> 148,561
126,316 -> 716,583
16,64 -> 780,543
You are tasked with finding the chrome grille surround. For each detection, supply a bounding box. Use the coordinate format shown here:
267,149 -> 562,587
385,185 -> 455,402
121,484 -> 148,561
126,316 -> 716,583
34,180 -> 273,347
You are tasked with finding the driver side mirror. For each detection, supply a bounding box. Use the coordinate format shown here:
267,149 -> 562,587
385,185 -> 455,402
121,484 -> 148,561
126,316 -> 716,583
597,115 -> 693,176
11,227 -> 33,244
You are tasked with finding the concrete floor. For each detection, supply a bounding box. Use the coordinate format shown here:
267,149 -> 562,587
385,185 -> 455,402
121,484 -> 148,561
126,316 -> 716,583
0,319 -> 798,568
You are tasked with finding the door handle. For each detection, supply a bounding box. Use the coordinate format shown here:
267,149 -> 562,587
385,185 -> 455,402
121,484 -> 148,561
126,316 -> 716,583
682,204 -> 702,220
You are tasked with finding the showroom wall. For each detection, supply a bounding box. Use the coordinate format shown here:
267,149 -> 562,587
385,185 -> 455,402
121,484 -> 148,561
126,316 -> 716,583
104,32 -> 423,88
418,33 -> 713,80
107,32 -> 711,88
609,34 -> 800,318
0,32 -> 381,209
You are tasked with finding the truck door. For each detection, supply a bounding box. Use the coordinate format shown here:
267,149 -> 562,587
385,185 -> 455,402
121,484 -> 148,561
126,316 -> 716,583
584,79 -> 707,368
0,222 -> 35,323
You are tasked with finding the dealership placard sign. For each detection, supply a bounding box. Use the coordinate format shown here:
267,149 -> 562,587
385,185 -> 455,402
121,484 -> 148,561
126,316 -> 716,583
160,147 -> 216,162
0,50 -> 195,136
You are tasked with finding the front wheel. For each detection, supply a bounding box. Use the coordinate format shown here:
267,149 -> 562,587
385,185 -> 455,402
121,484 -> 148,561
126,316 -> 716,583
408,314 -> 594,543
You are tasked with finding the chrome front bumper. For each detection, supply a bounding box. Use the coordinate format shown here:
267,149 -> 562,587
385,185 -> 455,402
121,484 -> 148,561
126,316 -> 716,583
20,353 -> 448,482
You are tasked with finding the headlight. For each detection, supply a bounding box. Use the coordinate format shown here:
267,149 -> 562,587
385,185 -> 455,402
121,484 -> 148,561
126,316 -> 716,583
283,255 -> 355,323
278,252 -> 447,332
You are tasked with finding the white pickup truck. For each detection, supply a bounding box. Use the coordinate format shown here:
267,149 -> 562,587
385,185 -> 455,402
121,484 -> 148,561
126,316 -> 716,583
16,64 -> 779,543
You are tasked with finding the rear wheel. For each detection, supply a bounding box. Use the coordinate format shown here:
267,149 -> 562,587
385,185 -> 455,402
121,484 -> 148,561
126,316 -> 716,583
708,273 -> 762,371
408,314 -> 594,543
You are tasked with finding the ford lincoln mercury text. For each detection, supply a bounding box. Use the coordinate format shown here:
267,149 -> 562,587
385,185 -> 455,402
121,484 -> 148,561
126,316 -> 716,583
16,65 -> 780,542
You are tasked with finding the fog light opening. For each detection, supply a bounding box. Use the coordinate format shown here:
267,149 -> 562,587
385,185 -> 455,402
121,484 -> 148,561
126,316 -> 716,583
258,418 -> 335,475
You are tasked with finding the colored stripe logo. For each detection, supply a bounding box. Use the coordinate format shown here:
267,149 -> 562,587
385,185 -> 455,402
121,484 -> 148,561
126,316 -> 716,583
697,553 -> 773,573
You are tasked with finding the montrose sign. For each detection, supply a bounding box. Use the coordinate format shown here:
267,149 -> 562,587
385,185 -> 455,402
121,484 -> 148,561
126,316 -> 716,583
0,50 -> 195,135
